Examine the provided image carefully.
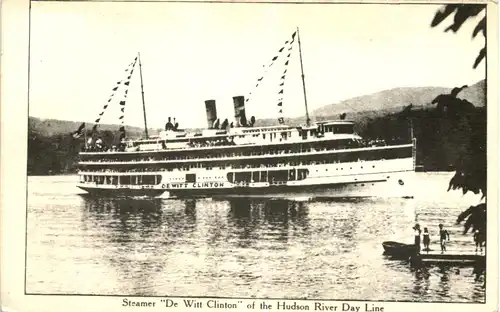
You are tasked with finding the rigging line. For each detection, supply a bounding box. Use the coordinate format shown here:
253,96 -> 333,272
118,56 -> 139,135
244,32 -> 296,106
276,32 -> 296,124
91,56 -> 138,133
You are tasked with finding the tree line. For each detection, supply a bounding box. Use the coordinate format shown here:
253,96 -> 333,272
27,101 -> 485,176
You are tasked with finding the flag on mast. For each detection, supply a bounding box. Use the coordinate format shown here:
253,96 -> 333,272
72,122 -> 86,139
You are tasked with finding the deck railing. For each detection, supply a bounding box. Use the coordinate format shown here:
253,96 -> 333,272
78,144 -> 414,166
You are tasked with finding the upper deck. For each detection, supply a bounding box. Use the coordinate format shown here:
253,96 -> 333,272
80,120 -> 362,156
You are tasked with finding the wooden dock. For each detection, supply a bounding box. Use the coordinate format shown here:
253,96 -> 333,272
412,250 -> 486,267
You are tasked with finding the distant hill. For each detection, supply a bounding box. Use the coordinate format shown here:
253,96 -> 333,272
27,80 -> 486,175
28,80 -> 485,136
251,80 -> 485,127
312,79 -> 485,119
457,79 -> 486,106
28,117 -> 159,139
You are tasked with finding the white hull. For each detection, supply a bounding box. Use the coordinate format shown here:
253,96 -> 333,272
77,158 -> 415,199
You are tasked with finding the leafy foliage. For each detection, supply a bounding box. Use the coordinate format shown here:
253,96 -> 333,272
431,4 -> 486,69
431,87 -> 486,239
359,100 -> 485,171
430,88 -> 487,197
431,4 -> 487,239
27,126 -> 123,175
457,203 -> 486,238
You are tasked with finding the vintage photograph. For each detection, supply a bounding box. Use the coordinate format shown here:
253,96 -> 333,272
25,0 -> 489,303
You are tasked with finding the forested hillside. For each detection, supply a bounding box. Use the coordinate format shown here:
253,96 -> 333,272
27,80 -> 485,175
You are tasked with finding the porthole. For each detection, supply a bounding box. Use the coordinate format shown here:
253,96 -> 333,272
398,179 -> 404,186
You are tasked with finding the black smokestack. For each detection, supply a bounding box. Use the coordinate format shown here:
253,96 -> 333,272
233,96 -> 247,127
205,100 -> 217,129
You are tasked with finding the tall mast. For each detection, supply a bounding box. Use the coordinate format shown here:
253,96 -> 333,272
138,52 -> 149,139
297,27 -> 311,126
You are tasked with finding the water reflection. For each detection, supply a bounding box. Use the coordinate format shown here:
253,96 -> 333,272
473,265 -> 486,282
406,264 -> 486,303
225,198 -> 310,248
83,196 -> 162,238
82,196 -> 201,244
80,196 -> 204,295
226,198 -> 260,248
411,267 -> 427,299
184,199 -> 197,226
436,266 -> 452,299
472,265 -> 486,302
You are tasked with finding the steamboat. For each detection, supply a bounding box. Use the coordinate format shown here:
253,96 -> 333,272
76,29 -> 416,199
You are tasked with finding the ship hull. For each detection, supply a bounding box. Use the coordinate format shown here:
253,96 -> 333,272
77,171 -> 414,199
77,186 -> 166,198
166,172 -> 414,199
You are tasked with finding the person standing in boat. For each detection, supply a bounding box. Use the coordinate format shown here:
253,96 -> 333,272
413,224 -> 421,254
438,223 -> 450,253
422,227 -> 430,252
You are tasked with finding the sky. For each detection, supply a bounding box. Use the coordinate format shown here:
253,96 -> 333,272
29,2 -> 486,130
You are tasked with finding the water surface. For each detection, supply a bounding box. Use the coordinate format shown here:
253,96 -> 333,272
26,173 -> 485,302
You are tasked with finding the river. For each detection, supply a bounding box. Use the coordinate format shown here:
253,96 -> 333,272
26,172 -> 485,302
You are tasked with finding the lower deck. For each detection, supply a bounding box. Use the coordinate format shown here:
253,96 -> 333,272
77,157 -> 415,198
77,169 -> 415,199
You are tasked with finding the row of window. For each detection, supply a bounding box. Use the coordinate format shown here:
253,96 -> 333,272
79,147 -> 412,172
80,163 -> 384,176
81,175 -> 162,185
81,139 -> 367,163
227,169 -> 309,183
80,169 -> 311,186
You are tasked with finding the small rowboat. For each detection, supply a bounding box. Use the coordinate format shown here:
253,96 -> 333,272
382,241 -> 417,259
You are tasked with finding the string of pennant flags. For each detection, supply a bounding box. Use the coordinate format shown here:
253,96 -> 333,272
277,31 -> 297,124
73,30 -> 301,141
72,55 -> 138,140
93,56 -> 138,133
244,32 -> 296,106
118,56 -> 139,139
